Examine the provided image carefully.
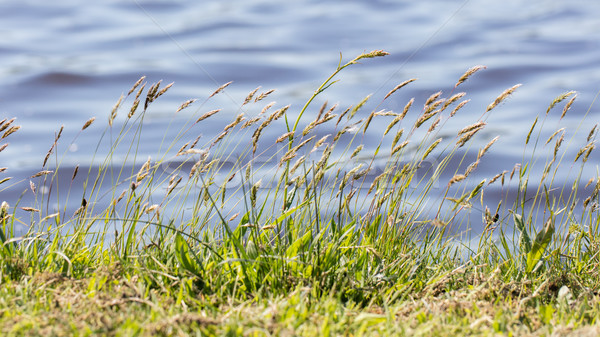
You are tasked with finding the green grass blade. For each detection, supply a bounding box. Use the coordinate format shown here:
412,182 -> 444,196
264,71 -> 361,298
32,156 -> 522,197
525,218 -> 554,273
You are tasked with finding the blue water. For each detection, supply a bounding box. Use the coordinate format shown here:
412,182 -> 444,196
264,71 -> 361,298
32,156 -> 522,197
1,0 -> 599,235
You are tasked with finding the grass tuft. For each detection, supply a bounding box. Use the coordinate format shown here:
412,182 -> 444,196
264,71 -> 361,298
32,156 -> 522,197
0,51 -> 599,335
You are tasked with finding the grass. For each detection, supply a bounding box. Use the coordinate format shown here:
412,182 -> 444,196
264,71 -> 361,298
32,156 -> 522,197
0,50 -> 599,336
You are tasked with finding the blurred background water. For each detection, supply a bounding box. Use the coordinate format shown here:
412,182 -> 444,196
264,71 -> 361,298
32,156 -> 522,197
1,0 -> 599,235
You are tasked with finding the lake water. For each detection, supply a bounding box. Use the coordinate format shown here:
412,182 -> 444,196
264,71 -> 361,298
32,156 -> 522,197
1,0 -> 599,237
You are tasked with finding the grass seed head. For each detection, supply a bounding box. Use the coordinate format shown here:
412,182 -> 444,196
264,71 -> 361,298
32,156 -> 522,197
302,121 -> 317,136
144,80 -> 162,110
136,157 -> 152,182
289,155 -> 306,175
255,89 -> 275,102
109,94 -> 124,126
510,164 -> 520,180
209,81 -> 233,98
195,109 -> 221,123
176,142 -> 190,156
545,128 -> 565,145
241,116 -> 262,129
546,91 -> 576,115
71,165 -> 79,181
312,135 -> 330,152
30,170 -> 53,178
81,117 -> 95,131
55,126 -> 64,142
587,124 -> 598,142
176,99 -> 196,113
424,91 -> 442,107
260,102 -> 276,115
392,140 -> 409,156
251,127 -> 264,154
334,122 -> 359,141
442,92 -> 466,111
464,160 -> 479,177
316,101 -> 328,121
450,99 -> 470,117
350,95 -> 371,119
127,76 -> 146,96
583,143 -> 595,162
350,145 -> 363,159
422,138 -> 442,161
279,149 -> 298,166
116,189 -> 127,203
415,110 -> 438,128
179,149 -> 209,156
584,177 -> 595,189
0,118 -> 16,133
488,171 -> 505,185
478,136 -> 499,160
155,82 -> 174,100
276,131 -> 295,144
384,78 -> 417,100
553,132 -> 565,159
145,204 -> 159,214
428,116 -> 442,133
2,126 -> 20,139
346,49 -> 389,66
244,87 -> 260,105
485,84 -> 521,113
459,122 -> 486,136
336,107 -> 351,126
134,83 -> 146,102
399,98 -> 414,120
561,95 -> 577,119
251,180 -> 261,208
455,65 -> 486,88
384,114 -> 403,136
223,113 -> 246,133
128,99 -> 140,118
391,128 -> 404,149
457,128 -> 483,147
525,116 -> 539,145
363,110 -> 376,133
190,135 -> 202,149
268,105 -> 289,123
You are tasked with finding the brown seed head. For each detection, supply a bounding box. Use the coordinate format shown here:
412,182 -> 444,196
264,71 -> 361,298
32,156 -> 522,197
384,78 -> 417,100
0,118 -> 15,133
255,89 -> 275,102
176,99 -> 197,113
450,99 -> 470,117
546,91 -> 576,115
209,81 -> 233,98
1,126 -> 20,139
485,84 -> 521,113
455,65 -> 487,88
561,95 -> 577,119
127,76 -> 146,96
195,109 -> 221,123
81,117 -> 95,131
243,87 -> 260,106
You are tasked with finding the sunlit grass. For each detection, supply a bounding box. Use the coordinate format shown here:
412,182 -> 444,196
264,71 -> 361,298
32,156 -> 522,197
0,50 -> 599,335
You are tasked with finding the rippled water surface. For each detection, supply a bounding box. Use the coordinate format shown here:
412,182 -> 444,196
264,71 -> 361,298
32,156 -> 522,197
1,0 -> 599,235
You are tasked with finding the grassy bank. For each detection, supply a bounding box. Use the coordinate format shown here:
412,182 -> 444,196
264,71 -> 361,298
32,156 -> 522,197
0,50 -> 599,336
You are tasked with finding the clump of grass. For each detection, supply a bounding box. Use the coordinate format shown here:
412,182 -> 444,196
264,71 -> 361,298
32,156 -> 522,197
0,50 -> 599,335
